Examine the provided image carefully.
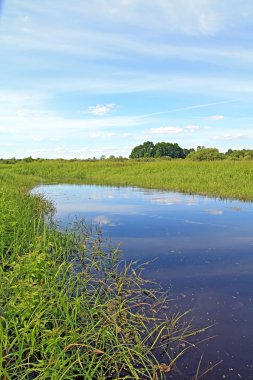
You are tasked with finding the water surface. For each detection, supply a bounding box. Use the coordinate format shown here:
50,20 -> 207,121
32,184 -> 253,379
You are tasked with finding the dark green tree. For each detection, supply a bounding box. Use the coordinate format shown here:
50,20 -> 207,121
154,142 -> 172,158
225,148 -> 234,156
129,141 -> 155,158
154,142 -> 185,158
169,143 -> 184,158
182,148 -> 195,158
130,141 -> 193,159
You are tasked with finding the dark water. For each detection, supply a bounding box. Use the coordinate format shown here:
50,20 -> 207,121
32,184 -> 253,379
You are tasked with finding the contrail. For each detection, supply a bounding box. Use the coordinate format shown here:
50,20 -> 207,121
139,100 -> 235,119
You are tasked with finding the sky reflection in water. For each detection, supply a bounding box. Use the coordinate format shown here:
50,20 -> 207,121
32,184 -> 253,379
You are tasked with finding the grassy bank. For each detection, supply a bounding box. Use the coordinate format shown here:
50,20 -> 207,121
0,163 -> 213,379
2,158 -> 253,201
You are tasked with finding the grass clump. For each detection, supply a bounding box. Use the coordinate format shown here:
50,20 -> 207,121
0,176 -> 208,379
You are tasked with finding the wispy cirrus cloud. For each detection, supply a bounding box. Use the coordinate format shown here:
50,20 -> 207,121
3,0 -> 253,65
1,1 -> 253,158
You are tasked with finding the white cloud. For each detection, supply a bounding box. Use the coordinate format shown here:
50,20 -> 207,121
147,125 -> 200,135
25,145 -> 132,160
32,137 -> 44,142
0,90 -> 144,135
1,0 -> 253,159
90,132 -> 116,139
87,104 -> 116,116
4,19 -> 253,71
148,126 -> 183,135
16,110 -> 25,118
212,133 -> 247,141
7,0 -> 252,37
206,115 -> 225,121
154,0 -> 222,36
0,90 -> 48,110
3,1 -> 253,76
184,125 -> 200,132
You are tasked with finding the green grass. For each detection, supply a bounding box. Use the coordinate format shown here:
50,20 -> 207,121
2,158 -> 253,200
0,160 -> 221,379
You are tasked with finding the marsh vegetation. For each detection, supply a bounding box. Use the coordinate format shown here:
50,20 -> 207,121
3,158 -> 253,200
1,158 -> 253,378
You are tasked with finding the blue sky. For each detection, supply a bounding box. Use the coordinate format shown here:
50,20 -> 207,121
1,0 -> 253,158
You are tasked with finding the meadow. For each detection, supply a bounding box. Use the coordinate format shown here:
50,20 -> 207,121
4,158 -> 253,200
1,158 -> 252,379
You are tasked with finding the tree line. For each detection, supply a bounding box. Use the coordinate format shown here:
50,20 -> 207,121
129,141 -> 253,161
1,142 -> 253,163
129,141 -> 194,159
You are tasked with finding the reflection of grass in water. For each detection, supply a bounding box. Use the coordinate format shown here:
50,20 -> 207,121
0,173 -> 211,379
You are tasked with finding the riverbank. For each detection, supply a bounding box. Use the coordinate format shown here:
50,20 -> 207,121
0,162 -> 210,379
2,158 -> 253,201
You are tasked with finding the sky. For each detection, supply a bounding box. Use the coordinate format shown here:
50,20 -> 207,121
1,0 -> 253,159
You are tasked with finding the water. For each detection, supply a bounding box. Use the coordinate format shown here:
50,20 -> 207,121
32,184 -> 253,379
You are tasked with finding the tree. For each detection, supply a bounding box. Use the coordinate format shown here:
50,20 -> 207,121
154,142 -> 172,158
169,143 -> 184,158
225,149 -> 253,160
130,141 -> 194,159
142,141 -> 155,157
186,148 -> 224,161
225,149 -> 234,156
23,156 -> 33,163
182,148 -> 195,158
129,141 -> 155,158
197,145 -> 205,151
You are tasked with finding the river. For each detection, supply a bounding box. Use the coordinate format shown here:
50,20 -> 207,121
32,184 -> 253,379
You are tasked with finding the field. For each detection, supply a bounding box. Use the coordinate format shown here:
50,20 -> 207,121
3,158 -> 253,200
1,158 -> 252,379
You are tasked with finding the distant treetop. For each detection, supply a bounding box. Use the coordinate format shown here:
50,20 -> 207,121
129,141 -> 193,159
129,141 -> 253,161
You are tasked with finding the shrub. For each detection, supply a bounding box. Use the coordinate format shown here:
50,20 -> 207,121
186,148 -> 224,161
